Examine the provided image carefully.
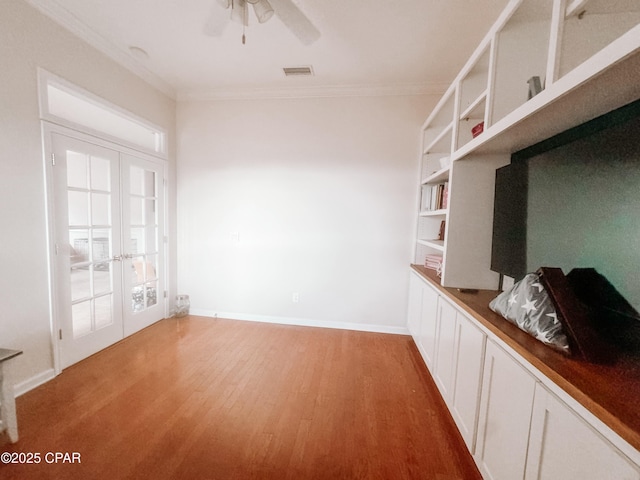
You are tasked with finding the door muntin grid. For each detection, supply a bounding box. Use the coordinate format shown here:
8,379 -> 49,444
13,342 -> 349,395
66,150 -> 115,338
128,165 -> 159,313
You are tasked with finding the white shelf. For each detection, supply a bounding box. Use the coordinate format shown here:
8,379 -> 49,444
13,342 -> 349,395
423,123 -> 453,154
413,0 -> 640,288
460,91 -> 488,121
419,209 -> 447,217
417,239 -> 445,251
565,0 -> 589,17
421,166 -> 450,185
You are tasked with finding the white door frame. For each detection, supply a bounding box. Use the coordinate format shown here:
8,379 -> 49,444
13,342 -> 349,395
42,122 -> 169,375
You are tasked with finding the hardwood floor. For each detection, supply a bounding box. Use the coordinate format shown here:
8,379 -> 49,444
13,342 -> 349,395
1,316 -> 481,480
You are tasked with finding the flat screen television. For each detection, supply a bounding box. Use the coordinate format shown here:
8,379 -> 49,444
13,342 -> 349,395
491,97 -> 640,312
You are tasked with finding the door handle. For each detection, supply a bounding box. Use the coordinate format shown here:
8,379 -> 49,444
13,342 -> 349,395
112,255 -> 122,262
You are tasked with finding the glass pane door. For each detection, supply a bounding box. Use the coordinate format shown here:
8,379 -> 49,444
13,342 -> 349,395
121,154 -> 165,336
52,133 -> 124,368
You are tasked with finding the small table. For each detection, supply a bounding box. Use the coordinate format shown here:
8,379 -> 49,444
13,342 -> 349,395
0,348 -> 22,443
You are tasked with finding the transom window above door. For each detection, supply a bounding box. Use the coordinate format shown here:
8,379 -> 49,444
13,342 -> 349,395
38,69 -> 167,157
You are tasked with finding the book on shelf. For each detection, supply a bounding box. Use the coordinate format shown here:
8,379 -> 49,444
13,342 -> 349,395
425,254 -> 443,276
421,181 -> 449,212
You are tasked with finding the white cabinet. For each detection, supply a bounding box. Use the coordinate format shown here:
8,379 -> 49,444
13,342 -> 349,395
526,384 -> 640,480
418,280 -> 439,368
433,299 -> 457,401
407,268 -> 640,479
408,270 -> 439,367
407,271 -> 423,338
475,340 -> 537,480
450,312 -> 486,453
407,272 -> 486,454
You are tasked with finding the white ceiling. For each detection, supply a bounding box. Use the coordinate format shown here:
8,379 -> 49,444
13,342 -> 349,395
26,0 -> 511,100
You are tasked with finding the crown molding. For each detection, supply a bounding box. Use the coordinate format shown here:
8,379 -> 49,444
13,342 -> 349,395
177,82 -> 448,101
24,0 -> 176,99
25,0 -> 445,103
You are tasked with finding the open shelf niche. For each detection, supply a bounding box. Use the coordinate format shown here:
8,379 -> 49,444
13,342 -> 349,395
412,0 -> 640,289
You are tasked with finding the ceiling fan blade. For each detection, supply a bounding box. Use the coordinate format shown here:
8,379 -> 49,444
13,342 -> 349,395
269,0 -> 320,45
203,1 -> 230,36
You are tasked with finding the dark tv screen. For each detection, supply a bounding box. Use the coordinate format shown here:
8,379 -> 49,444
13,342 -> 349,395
491,98 -> 640,311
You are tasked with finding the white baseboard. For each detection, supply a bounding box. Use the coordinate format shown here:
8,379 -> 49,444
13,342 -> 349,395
189,309 -> 410,336
14,368 -> 56,397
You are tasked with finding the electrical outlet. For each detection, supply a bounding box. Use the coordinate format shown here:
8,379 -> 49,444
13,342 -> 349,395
292,292 -> 299,303
230,232 -> 240,243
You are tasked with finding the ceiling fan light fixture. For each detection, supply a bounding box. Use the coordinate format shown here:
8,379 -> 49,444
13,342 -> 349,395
230,0 -> 248,26
252,0 -> 274,23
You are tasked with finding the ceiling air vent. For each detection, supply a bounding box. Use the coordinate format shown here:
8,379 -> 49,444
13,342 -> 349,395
283,66 -> 314,77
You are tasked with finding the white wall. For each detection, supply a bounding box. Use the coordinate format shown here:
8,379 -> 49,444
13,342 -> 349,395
0,0 -> 176,390
177,94 -> 436,331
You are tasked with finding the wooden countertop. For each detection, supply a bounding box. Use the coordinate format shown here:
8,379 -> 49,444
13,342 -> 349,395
411,264 -> 640,452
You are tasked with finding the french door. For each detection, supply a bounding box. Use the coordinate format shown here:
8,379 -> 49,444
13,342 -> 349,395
49,129 -> 165,368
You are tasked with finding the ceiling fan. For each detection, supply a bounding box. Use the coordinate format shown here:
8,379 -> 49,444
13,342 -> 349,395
204,0 -> 321,45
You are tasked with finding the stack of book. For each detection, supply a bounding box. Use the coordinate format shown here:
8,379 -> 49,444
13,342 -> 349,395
425,254 -> 443,274
421,182 -> 449,212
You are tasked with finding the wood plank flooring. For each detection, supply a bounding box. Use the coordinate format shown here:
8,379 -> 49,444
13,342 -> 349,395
0,316 -> 481,480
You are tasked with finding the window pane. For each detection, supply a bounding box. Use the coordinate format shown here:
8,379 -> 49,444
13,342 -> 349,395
132,257 -> 147,284
94,295 -> 113,330
67,151 -> 87,189
91,193 -> 110,226
130,198 -> 144,226
68,191 -> 89,226
145,255 -> 158,281
93,262 -> 111,296
144,170 -> 156,197
146,282 -> 158,307
130,228 -> 145,254
47,84 -> 164,154
131,285 -> 144,313
72,300 -> 92,338
130,166 -> 144,196
91,232 -> 111,264
69,230 -> 90,265
143,225 -> 158,254
145,199 -> 156,226
70,265 -> 90,302
90,156 -> 111,192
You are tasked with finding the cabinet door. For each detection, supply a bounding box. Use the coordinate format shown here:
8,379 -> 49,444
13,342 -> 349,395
526,384 -> 640,480
475,341 -> 537,480
418,283 -> 439,368
433,299 -> 457,402
407,272 -> 423,338
451,313 -> 486,453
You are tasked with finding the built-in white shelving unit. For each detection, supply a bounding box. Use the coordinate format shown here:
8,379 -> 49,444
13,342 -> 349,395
413,0 -> 640,289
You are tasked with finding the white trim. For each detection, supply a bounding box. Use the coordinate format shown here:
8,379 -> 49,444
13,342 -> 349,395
24,0 -> 175,99
13,369 -> 56,397
41,122 -> 169,375
178,83 -> 449,101
38,69 -> 169,160
189,310 -> 410,336
41,124 -> 62,376
25,0 -> 446,102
